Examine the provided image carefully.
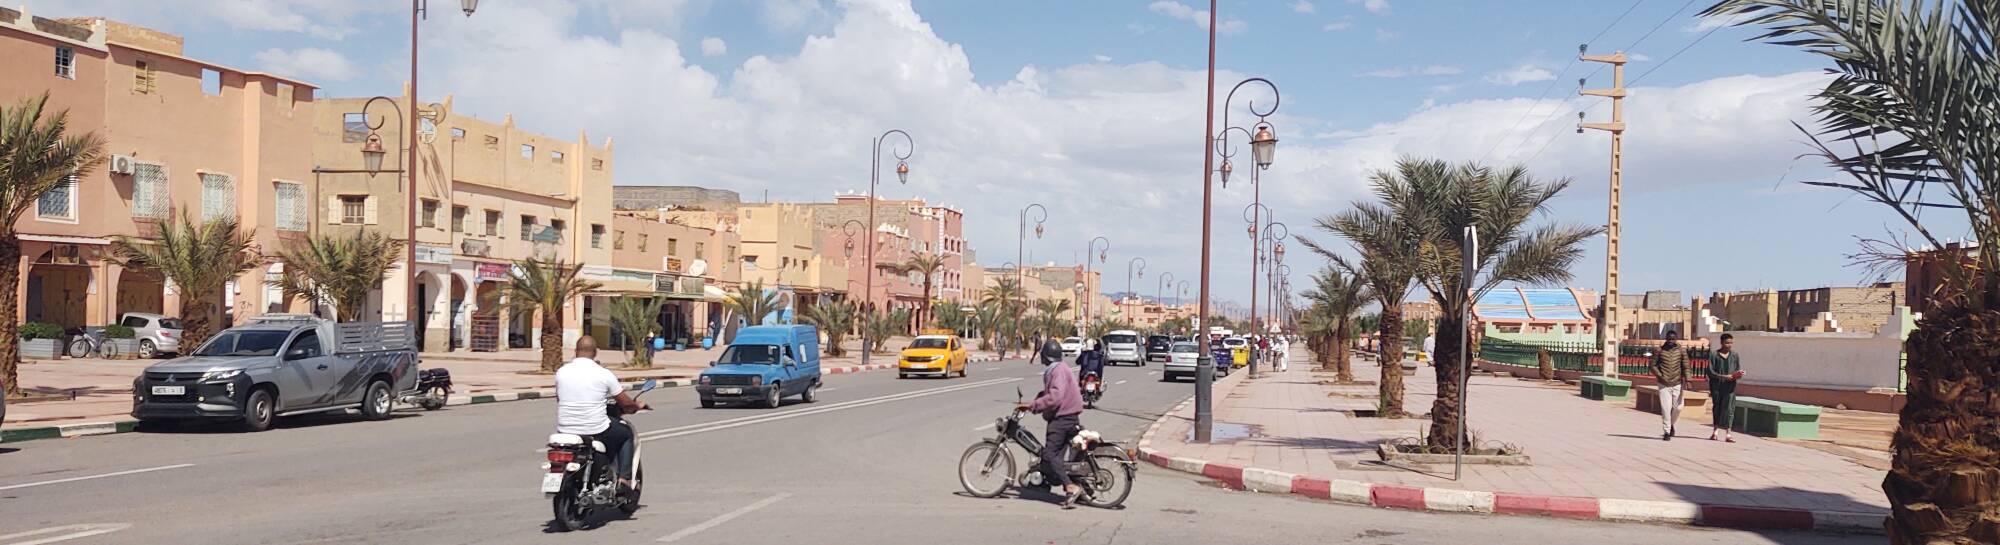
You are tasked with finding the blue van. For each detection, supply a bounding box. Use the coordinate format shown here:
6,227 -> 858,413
695,325 -> 822,408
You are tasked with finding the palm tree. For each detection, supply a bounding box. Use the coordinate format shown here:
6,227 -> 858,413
1303,266 -> 1372,382
605,297 -> 665,368
981,277 -> 1027,356
490,258 -> 602,373
268,230 -> 404,322
1033,297 -> 1073,338
1298,305 -> 1338,370
724,279 -> 782,327
865,307 -> 909,354
1300,159 -> 1433,417
898,252 -> 949,329
1704,3 -> 2000,541
971,300 -> 1003,351
0,94 -> 105,397
1381,158 -> 1597,452
798,299 -> 856,357
111,209 -> 258,353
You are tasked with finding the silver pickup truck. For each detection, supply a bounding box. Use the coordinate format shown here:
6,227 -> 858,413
132,315 -> 419,432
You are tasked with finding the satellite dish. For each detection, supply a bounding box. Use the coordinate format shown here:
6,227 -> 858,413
687,259 -> 708,277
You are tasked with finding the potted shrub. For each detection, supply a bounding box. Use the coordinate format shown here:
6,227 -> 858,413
21,322 -> 65,360
103,324 -> 140,359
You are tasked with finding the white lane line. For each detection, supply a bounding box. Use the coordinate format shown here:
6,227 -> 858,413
657,493 -> 792,542
1115,380 -> 1128,385
819,387 -> 839,392
639,377 -> 1021,442
0,464 -> 195,492
0,523 -> 132,545
972,422 -> 995,431
984,367 -> 999,372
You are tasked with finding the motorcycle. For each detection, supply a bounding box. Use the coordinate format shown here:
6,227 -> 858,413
399,368 -> 453,411
1080,372 -> 1103,409
956,389 -> 1135,508
542,378 -> 657,532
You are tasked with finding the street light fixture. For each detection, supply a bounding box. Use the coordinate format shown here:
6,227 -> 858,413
1251,122 -> 1279,170
1082,236 -> 1109,326
840,219 -> 864,259
1126,256 -> 1146,323
1195,71 -> 1281,442
361,133 -> 388,173
863,129 -> 915,366
1016,203 -> 1048,304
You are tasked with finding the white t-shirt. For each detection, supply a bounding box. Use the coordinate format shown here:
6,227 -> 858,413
554,357 -> 623,435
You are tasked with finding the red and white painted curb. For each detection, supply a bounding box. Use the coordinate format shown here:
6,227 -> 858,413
1134,401 -> 1882,534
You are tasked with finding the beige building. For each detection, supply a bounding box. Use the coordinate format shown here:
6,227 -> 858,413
314,94 -> 612,352
3,13 -> 319,333
600,211 -> 741,344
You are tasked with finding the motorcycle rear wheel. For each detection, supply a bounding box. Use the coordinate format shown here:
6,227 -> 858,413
618,466 -> 644,516
419,385 -> 448,410
957,441 -> 1015,498
1082,451 -> 1135,509
552,474 -> 591,531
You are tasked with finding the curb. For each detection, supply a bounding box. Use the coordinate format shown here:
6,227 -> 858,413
1131,384 -> 1884,535
0,419 -> 139,443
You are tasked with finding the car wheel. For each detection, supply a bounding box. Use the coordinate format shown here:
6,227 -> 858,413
360,380 -> 393,421
240,388 -> 276,432
801,381 -> 819,403
764,384 -> 782,408
699,397 -> 716,409
138,339 -> 157,359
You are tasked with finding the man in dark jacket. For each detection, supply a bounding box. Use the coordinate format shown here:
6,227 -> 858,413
1024,339 -> 1085,508
1650,330 -> 1690,441
1076,340 -> 1106,382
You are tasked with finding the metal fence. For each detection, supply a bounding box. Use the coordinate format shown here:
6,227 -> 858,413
1478,337 -> 1710,380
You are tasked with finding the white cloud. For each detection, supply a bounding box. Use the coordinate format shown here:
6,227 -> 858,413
757,0 -> 828,30
700,37 -> 728,56
1092,54 -> 1113,63
1430,84 -> 1457,95
1147,1 -> 1247,34
1485,64 -> 1555,86
23,0 -> 387,39
1375,28 -> 1400,41
1291,1 -> 1317,14
252,47 -> 358,81
1631,52 -> 1655,62
1322,17 -> 1353,31
1355,65 -> 1462,78
1349,0 -> 1390,14
1688,11 -> 1752,32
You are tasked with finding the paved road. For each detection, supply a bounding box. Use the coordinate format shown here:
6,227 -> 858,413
2,357 -> 1876,544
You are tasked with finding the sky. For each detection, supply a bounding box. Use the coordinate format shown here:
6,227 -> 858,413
23,0 -> 1966,310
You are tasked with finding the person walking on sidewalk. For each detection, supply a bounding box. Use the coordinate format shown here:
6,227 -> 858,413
1707,333 -> 1747,442
1650,330 -> 1691,441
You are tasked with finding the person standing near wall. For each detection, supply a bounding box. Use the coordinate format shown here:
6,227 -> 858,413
1650,330 -> 1691,441
1707,333 -> 1746,442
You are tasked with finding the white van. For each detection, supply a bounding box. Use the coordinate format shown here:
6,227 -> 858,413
1102,330 -> 1143,366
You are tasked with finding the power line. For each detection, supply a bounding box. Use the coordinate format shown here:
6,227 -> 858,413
1476,0 -> 1647,165
1630,20 -> 1727,85
1501,0 -> 1702,163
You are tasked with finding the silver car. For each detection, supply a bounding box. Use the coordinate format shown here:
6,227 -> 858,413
132,317 -> 418,432
118,312 -> 183,358
1102,330 -> 1143,366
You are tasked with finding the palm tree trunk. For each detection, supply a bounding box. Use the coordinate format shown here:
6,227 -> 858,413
1379,305 -> 1406,416
1885,307 -> 2000,544
1426,313 -> 1466,450
538,308 -> 563,373
179,298 -> 216,352
0,235 -> 20,398
1334,321 -> 1354,382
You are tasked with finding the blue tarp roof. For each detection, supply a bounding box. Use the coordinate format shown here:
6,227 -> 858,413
1475,288 -> 1587,322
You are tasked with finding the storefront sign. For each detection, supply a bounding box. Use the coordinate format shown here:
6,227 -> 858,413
580,265 -> 615,281
460,239 -> 491,257
664,257 -> 684,274
653,274 -> 676,293
415,244 -> 454,265
477,262 -> 510,280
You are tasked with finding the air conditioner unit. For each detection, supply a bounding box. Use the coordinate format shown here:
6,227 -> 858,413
108,154 -> 136,175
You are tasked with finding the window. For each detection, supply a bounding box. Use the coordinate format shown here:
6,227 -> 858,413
120,316 -> 148,328
274,181 -> 307,231
340,196 -> 367,224
667,238 -> 679,255
420,199 -> 439,228
450,127 -> 466,140
36,174 -> 76,220
550,151 -> 564,164
452,206 -> 468,233
520,144 -> 534,159
614,230 -> 625,250
550,219 -> 566,242
201,68 -> 222,96
132,162 -> 168,218
590,224 -> 604,248
133,60 -> 155,94
727,245 -> 737,262
638,234 -> 649,252
288,330 -> 322,359
695,241 -> 705,258
201,173 -> 235,221
483,210 -> 500,236
55,46 -> 74,79
342,113 -> 368,143
482,135 -> 499,149
521,215 -> 536,239
591,158 -> 604,171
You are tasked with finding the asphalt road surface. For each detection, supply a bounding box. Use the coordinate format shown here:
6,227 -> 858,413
2,357 -> 1878,544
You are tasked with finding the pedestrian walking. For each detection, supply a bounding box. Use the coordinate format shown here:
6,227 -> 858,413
1274,336 -> 1290,372
1707,333 -> 1747,442
1650,330 -> 1691,441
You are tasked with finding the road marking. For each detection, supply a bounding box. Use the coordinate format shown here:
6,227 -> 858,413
819,387 -> 838,392
0,523 -> 131,545
657,493 -> 791,542
985,367 -> 999,372
1116,380 -> 1128,385
972,422 -> 995,431
639,378 -> 1021,442
0,464 -> 194,492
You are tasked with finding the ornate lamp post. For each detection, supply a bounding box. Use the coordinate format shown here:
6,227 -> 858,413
1081,236 -> 1109,328
861,130 -> 913,367
1195,71 -> 1280,441
1015,203 -> 1047,309
1125,257 -> 1146,323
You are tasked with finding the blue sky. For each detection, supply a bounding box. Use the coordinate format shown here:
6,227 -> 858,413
26,0 -> 1956,311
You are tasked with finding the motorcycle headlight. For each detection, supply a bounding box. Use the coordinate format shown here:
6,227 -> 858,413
201,369 -> 242,382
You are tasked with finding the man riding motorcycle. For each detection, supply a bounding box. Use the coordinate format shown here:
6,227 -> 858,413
1076,339 -> 1106,388
1021,339 -> 1085,509
554,337 -> 648,489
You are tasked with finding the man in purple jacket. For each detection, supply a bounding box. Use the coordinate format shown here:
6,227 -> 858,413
1024,338 -> 1085,508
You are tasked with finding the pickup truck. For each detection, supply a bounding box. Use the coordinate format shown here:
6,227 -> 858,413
131,315 -> 419,431
695,325 -> 822,408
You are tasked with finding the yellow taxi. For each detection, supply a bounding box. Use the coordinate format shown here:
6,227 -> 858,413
898,330 -> 968,379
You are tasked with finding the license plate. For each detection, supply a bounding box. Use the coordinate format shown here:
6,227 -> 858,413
151,385 -> 185,396
716,387 -> 742,395
540,472 -> 564,493
906,363 -> 926,368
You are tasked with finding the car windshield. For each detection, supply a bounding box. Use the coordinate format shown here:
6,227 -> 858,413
717,345 -> 783,365
1105,334 -> 1138,344
193,330 -> 290,357
909,337 -> 950,349
1171,343 -> 1198,353
1224,338 -> 1246,347
1147,337 -> 1171,348
157,318 -> 182,329
1063,337 -> 1081,344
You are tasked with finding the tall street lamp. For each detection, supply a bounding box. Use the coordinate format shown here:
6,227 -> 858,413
1081,236 -> 1109,328
1125,257 -> 1146,323
863,130 -> 913,367
1195,70 -> 1280,441
1156,271 -> 1176,325
1016,203 -> 1047,311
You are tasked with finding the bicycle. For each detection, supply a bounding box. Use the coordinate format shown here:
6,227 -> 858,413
66,327 -> 123,359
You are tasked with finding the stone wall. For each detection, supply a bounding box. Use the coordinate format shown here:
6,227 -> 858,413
1777,283 -> 1902,333
612,185 -> 742,212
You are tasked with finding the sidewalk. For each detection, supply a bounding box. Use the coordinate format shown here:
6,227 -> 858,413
1138,351 -> 1888,533
5,334 -> 1006,428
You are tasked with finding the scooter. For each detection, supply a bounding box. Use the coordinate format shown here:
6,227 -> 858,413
400,368 -> 453,411
542,379 -> 657,532
1081,372 -> 1103,409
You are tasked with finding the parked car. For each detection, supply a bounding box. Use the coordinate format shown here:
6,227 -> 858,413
1143,335 -> 1174,364
117,312 -> 183,358
131,315 -> 419,432
1103,330 -> 1143,366
899,332 -> 968,379
1059,337 -> 1084,357
1162,342 -> 1205,381
696,325 -> 823,408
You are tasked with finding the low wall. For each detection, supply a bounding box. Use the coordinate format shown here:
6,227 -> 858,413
1687,307 -> 1916,412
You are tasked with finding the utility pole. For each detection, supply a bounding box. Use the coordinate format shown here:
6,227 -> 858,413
1577,45 -> 1626,378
